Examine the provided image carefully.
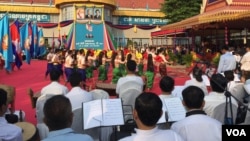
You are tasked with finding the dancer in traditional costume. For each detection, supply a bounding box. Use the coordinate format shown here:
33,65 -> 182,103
45,48 -> 54,78
64,50 -> 74,82
144,53 -> 155,91
111,51 -> 124,83
136,50 -> 144,76
119,50 -> 126,76
155,48 -> 169,77
97,51 -> 108,82
85,49 -> 96,82
77,49 -> 87,87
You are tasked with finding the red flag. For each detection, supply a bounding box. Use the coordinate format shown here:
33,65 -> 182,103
10,20 -> 22,69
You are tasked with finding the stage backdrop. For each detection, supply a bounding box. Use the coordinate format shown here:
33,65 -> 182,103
75,4 -> 104,50
75,22 -> 104,50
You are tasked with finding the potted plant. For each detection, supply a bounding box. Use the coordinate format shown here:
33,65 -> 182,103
182,53 -> 193,67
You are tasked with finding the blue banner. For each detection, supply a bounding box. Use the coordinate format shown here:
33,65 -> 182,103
75,22 -> 104,50
0,13 -> 50,22
0,14 -> 13,71
37,29 -> 46,56
118,17 -> 168,25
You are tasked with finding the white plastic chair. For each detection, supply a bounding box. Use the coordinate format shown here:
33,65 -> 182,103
89,89 -> 109,100
229,83 -> 247,104
211,102 -> 238,124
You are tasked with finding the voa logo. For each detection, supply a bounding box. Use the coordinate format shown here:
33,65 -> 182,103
226,129 -> 246,136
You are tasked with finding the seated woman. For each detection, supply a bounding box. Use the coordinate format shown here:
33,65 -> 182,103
184,66 -> 209,96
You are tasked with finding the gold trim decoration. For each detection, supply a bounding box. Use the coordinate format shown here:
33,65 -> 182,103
113,10 -> 165,18
0,5 -> 59,14
55,0 -> 115,7
75,4 -> 104,8
238,11 -> 250,19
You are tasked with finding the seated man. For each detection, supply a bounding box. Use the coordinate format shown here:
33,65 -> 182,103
203,73 -> 238,124
36,69 -> 69,139
119,92 -> 184,141
171,86 -> 222,141
0,88 -> 23,141
116,60 -> 144,97
66,72 -> 93,110
43,95 -> 94,141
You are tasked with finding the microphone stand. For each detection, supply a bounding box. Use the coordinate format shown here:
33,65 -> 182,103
210,77 -> 250,125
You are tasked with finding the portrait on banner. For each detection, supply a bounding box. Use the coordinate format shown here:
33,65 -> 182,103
76,7 -> 85,20
93,8 -> 102,20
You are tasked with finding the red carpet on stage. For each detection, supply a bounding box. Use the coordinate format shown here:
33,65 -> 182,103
0,60 -> 190,125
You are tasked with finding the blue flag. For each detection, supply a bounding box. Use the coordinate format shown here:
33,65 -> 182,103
0,14 -> 13,71
20,22 -> 31,64
10,19 -> 22,69
32,22 -> 38,58
38,29 -> 46,57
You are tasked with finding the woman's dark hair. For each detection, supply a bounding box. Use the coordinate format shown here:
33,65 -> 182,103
147,54 -> 154,72
192,67 -> 203,82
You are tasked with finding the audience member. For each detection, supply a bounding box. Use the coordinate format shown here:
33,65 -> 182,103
119,92 -> 184,141
159,76 -> 175,99
224,70 -> 246,105
171,86 -> 222,141
185,67 -> 208,95
42,95 -> 94,141
66,72 -> 93,110
41,69 -> 68,96
158,76 -> 177,129
0,88 -> 23,141
240,46 -> 250,77
203,73 -> 238,122
217,45 -> 236,73
116,60 -> 144,96
37,69 -> 69,139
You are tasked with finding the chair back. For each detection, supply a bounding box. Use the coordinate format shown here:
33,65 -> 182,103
119,81 -> 143,109
89,89 -> 109,100
71,107 -> 84,133
0,84 -> 16,112
229,83 -> 247,104
212,102 -> 238,124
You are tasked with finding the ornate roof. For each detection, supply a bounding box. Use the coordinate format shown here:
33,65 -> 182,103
161,0 -> 250,30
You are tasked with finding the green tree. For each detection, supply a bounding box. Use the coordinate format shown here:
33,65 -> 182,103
161,0 -> 202,24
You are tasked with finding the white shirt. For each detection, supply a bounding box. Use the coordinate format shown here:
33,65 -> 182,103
41,81 -> 68,96
66,87 -> 93,110
119,126 -> 184,141
0,117 -> 23,141
240,51 -> 250,71
203,91 -> 238,117
184,79 -> 209,95
37,81 -> 68,130
116,75 -> 144,95
171,113 -> 222,141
